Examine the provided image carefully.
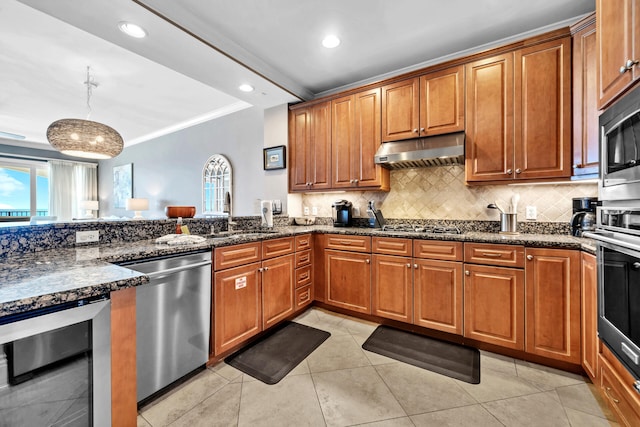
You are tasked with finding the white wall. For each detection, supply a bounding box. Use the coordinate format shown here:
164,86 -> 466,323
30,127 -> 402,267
98,106 -> 290,218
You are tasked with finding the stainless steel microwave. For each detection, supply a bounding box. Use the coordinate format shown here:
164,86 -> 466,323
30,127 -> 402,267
599,84 -> 640,203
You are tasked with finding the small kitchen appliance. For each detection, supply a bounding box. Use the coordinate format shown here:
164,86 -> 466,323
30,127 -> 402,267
332,200 -> 352,227
366,201 -> 386,228
570,197 -> 598,236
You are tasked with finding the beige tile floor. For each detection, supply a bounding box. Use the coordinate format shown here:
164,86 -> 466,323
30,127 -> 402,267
137,307 -> 619,427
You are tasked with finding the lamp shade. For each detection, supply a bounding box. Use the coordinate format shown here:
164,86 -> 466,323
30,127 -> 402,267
125,198 -> 149,211
80,200 -> 99,211
47,119 -> 123,159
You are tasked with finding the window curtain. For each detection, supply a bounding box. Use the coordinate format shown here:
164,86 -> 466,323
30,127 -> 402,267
49,160 -> 97,221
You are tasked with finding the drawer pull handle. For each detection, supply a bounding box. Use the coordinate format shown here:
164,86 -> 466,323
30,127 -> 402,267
481,252 -> 503,258
605,387 -> 620,404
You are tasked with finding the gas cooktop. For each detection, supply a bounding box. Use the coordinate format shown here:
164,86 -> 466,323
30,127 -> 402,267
380,224 -> 462,234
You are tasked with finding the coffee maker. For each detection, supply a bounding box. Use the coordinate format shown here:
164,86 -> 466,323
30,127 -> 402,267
571,197 -> 598,237
332,200 -> 353,227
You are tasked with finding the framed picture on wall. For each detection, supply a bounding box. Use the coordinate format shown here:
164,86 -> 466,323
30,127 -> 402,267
263,145 -> 286,170
113,163 -> 132,209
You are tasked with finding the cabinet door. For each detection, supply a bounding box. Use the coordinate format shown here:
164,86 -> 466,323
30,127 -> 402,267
597,0 -> 640,108
372,254 -> 412,322
262,254 -> 295,329
354,88 -> 388,189
465,53 -> 515,182
419,65 -> 465,136
289,103 -> 332,192
573,17 -> 600,176
382,78 -> 420,142
289,108 -> 311,191
214,262 -> 262,355
525,248 -> 581,363
582,252 -> 599,381
325,249 -> 371,314
414,259 -> 463,335
332,94 -> 355,188
514,38 -> 572,180
463,263 -> 525,350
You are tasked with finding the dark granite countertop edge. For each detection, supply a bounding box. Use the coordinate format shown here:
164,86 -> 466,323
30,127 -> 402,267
0,225 -> 595,319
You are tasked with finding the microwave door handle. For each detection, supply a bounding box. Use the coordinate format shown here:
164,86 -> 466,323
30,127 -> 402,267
584,231 -> 640,253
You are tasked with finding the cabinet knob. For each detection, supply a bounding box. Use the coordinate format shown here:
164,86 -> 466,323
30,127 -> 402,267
515,168 -> 522,174
354,179 -> 359,184
420,128 -> 425,132
258,267 -> 263,272
573,164 -> 582,169
264,266 -> 269,271
506,169 -> 513,175
366,258 -> 370,264
413,129 -> 419,133
406,263 -> 411,268
527,255 -> 533,261
465,270 -> 470,276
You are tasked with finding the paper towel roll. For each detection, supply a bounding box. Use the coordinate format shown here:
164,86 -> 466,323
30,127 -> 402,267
261,200 -> 273,227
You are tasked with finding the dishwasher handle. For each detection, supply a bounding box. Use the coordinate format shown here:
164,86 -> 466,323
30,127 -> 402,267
145,260 -> 212,280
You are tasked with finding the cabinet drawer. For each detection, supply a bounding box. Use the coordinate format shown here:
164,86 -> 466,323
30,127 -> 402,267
325,234 -> 372,252
296,265 -> 312,288
295,285 -> 312,309
600,353 -> 640,427
295,249 -> 312,268
262,237 -> 294,259
414,240 -> 463,261
295,234 -> 312,251
215,242 -> 261,270
464,243 -> 525,267
372,237 -> 412,256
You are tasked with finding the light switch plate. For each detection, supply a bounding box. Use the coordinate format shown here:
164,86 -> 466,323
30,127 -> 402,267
311,206 -> 318,215
525,206 -> 537,220
76,230 -> 99,243
303,207 -> 310,216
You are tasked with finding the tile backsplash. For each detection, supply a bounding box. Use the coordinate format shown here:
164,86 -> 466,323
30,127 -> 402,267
301,166 -> 597,223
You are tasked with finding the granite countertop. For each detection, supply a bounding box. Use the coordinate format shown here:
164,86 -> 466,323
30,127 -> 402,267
0,225 -> 595,320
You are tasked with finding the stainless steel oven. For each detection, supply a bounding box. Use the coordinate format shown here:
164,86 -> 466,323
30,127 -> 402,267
599,83 -> 640,203
0,298 -> 111,426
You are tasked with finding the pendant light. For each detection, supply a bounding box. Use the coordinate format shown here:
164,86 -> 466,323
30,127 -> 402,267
47,66 -> 123,159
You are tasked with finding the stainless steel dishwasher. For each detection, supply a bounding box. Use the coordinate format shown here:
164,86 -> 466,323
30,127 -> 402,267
120,250 -> 212,402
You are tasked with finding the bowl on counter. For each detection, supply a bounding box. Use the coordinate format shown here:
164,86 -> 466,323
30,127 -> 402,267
293,217 -> 315,225
165,206 -> 196,218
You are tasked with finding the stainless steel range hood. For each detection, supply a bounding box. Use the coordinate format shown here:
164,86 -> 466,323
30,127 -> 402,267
374,131 -> 465,169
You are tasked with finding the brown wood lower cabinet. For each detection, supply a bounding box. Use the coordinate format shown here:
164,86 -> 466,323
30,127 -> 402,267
582,252 -> 599,381
600,346 -> 640,426
525,248 -> 581,364
463,263 -> 525,350
414,259 -> 463,335
213,262 -> 262,355
325,249 -> 371,314
262,254 -> 295,329
372,254 -> 412,322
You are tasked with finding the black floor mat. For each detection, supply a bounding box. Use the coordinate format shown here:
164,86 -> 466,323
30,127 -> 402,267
225,321 -> 330,385
362,325 -> 480,384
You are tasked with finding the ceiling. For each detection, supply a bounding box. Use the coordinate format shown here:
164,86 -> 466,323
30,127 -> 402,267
2,0 -> 594,150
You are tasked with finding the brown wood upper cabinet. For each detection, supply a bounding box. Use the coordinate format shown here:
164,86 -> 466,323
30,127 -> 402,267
572,14 -> 599,177
466,37 -> 572,182
597,0 -> 640,109
332,88 -> 389,190
381,65 -> 465,142
289,102 -> 332,191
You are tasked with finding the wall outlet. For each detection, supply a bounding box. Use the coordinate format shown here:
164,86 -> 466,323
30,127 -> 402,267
311,206 -> 318,216
525,206 -> 537,221
303,206 -> 310,216
76,230 -> 99,243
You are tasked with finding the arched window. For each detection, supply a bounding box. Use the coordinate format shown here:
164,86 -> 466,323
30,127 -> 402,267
202,154 -> 232,215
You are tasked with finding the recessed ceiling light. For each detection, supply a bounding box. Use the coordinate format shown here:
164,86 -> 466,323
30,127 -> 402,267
238,84 -> 254,92
118,21 -> 147,38
322,35 -> 341,49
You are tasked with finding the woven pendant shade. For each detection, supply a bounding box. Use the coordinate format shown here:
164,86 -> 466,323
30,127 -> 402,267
47,118 -> 123,159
